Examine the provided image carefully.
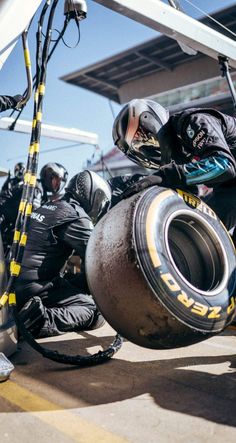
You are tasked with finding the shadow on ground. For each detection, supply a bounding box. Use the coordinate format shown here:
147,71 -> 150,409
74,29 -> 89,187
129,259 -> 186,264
4,330 -> 236,428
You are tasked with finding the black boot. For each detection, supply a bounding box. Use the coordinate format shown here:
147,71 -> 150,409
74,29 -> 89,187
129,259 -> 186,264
18,296 -> 46,337
86,309 -> 106,330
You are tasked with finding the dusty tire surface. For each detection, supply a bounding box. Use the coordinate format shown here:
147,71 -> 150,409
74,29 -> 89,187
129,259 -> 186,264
86,187 -> 236,349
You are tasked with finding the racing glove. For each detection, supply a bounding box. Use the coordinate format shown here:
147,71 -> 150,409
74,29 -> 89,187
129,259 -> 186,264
122,173 -> 163,199
12,94 -> 24,110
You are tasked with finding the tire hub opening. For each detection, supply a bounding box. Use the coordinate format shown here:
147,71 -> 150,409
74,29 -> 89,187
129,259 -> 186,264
165,211 -> 228,294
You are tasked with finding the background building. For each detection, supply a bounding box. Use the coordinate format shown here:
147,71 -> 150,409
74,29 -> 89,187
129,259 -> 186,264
62,4 -> 236,177
85,147 -> 148,180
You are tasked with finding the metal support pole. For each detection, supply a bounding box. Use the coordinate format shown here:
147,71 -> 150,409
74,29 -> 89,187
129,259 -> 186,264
218,56 -> 236,111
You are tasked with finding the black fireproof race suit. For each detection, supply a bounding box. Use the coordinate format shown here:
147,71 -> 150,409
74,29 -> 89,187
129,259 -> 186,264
0,177 -> 42,254
0,95 -> 20,112
156,108 -> 236,230
15,197 -> 97,336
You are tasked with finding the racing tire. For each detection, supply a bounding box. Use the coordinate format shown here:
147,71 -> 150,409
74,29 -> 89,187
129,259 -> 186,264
85,186 -> 236,349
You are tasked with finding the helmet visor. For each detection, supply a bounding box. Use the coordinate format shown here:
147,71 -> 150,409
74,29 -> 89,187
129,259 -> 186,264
43,173 -> 66,194
131,126 -> 159,150
125,126 -> 161,169
14,164 -> 25,179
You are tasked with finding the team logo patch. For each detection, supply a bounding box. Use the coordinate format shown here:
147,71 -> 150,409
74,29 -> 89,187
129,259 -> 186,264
186,124 -> 195,139
192,129 -> 206,149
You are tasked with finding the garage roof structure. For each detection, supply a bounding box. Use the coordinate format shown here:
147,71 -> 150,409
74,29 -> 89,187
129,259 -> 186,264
61,4 -> 236,107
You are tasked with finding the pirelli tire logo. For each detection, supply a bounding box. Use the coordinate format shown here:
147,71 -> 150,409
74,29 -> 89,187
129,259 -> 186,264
134,187 -> 236,332
176,189 -> 217,219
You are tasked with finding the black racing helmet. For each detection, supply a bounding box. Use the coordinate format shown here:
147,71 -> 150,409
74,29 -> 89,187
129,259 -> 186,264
65,170 -> 111,224
14,162 -> 26,180
112,98 -> 169,169
40,162 -> 68,194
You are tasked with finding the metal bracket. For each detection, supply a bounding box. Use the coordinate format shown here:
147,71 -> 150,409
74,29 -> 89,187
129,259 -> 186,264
218,55 -> 236,110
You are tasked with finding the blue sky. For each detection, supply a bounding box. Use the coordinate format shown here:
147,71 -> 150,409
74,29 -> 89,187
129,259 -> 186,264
0,0 -> 235,185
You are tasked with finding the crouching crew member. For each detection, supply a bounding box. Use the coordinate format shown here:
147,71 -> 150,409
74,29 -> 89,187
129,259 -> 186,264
16,170 -> 111,338
112,98 -> 236,232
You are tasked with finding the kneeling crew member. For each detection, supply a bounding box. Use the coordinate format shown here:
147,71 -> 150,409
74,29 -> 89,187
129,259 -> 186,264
16,170 -> 111,338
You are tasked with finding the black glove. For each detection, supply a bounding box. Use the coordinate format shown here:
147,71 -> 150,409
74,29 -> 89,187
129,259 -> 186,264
12,94 -> 24,110
122,174 -> 163,199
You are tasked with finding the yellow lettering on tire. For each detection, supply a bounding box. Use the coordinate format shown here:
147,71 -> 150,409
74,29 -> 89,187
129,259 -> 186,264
227,296 -> 235,314
208,306 -> 222,319
177,292 -> 195,308
160,273 -> 223,320
191,302 -> 208,316
161,273 -> 180,292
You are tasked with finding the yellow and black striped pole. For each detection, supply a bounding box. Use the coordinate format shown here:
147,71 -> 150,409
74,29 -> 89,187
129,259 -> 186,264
0,0 -> 124,365
0,0 -> 54,310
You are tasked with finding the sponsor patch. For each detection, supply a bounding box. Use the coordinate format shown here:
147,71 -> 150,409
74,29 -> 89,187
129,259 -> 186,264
186,124 -> 195,138
192,129 -> 206,149
42,204 -> 57,211
31,212 -> 45,222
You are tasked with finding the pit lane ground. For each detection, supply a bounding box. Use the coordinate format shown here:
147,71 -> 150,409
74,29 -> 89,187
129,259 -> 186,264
0,322 -> 236,443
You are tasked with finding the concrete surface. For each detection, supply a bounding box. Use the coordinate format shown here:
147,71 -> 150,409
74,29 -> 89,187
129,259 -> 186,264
0,323 -> 236,443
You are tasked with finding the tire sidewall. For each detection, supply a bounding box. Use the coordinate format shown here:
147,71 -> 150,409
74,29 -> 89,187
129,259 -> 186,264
133,186 -> 236,332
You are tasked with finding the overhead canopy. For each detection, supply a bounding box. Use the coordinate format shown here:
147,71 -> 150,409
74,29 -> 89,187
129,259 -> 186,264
0,167 -> 8,177
93,0 -> 236,65
0,117 -> 98,145
0,0 -> 43,69
61,4 -> 236,104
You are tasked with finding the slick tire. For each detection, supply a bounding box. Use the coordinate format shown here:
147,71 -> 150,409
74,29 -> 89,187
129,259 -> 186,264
85,186 -> 236,349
